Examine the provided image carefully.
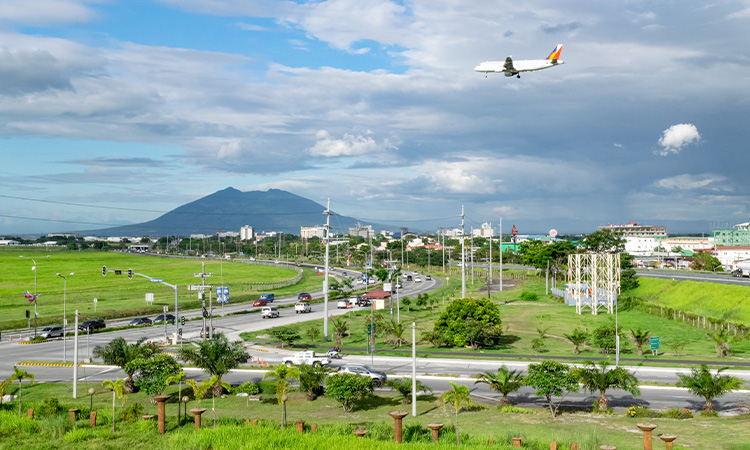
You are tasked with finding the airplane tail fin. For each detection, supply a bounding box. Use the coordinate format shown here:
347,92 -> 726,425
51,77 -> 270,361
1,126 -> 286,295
546,44 -> 563,61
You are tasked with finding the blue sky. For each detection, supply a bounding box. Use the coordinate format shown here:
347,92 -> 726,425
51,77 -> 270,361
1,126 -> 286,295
1,0 -> 749,236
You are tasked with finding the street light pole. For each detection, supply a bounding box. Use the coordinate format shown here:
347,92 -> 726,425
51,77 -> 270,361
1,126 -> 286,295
20,255 -> 50,338
461,205 -> 466,298
56,272 -> 74,361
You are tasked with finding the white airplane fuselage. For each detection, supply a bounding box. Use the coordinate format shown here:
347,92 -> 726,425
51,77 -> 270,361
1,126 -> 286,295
474,59 -> 564,76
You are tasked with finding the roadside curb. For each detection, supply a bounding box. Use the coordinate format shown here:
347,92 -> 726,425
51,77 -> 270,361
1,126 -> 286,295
16,362 -> 81,367
18,340 -> 50,345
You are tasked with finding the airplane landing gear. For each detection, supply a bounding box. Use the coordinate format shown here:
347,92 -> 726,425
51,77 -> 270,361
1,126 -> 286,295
517,74 -> 521,78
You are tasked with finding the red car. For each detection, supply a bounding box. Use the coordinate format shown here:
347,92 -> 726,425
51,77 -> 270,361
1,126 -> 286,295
253,299 -> 268,307
298,292 -> 312,301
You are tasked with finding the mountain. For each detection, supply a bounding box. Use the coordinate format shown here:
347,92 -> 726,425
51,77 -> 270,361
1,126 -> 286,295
88,187 -> 374,237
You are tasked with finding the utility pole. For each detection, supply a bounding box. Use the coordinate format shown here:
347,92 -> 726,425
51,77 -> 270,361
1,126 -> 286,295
323,199 -> 332,342
499,217 -> 503,292
73,310 -> 78,398
461,205 -> 466,298
489,222 -> 492,299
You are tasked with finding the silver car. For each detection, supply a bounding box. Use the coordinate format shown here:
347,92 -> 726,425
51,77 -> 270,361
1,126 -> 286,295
40,326 -> 64,338
336,363 -> 387,387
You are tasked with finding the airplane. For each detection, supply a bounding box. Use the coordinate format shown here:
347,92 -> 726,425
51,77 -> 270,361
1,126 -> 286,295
475,44 -> 564,78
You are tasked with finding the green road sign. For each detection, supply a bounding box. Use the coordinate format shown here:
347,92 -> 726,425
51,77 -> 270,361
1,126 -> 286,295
649,336 -> 660,350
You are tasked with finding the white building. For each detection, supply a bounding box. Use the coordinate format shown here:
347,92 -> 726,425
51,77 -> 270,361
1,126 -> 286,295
599,222 -> 667,237
301,226 -> 326,239
217,231 -> 239,238
443,227 -> 462,237
472,223 -> 494,238
660,237 -> 713,253
349,223 -> 373,238
240,226 -> 254,240
624,236 -> 660,256
713,247 -> 750,270
0,240 -> 20,246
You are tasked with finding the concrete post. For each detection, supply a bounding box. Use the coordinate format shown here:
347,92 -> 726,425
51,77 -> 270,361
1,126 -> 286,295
190,408 -> 207,429
637,423 -> 658,450
296,420 -> 305,432
659,435 -> 678,450
68,408 -> 79,422
27,409 -> 34,419
388,411 -> 408,443
311,424 -> 317,432
353,429 -> 368,437
571,443 -> 579,450
550,442 -> 557,450
153,395 -> 171,434
90,411 -> 97,427
513,437 -> 523,447
426,423 -> 444,442
600,446 -> 616,450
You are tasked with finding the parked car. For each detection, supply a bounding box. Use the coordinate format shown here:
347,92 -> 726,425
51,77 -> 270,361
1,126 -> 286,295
129,317 -> 152,326
295,302 -> 311,313
297,292 -> 312,301
259,293 -> 275,302
261,306 -> 279,318
153,314 -> 175,324
78,319 -> 105,332
253,299 -> 268,307
40,326 -> 64,339
336,363 -> 387,387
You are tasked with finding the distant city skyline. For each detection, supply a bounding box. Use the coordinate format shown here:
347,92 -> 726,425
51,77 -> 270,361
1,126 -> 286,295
2,1 -> 748,235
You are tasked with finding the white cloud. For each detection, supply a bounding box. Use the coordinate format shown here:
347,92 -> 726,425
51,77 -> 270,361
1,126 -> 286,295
308,130 -> 394,157
655,173 -> 728,191
657,123 -> 701,156
0,0 -> 97,25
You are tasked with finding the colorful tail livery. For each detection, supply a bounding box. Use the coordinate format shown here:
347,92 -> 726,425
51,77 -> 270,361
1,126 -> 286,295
475,44 -> 565,79
546,44 -> 563,61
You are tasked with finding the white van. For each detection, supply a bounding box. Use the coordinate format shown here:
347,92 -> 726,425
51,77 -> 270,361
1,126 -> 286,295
261,306 -> 279,318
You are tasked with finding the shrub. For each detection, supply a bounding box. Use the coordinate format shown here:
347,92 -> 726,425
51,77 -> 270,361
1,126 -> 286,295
257,380 -> 277,395
38,397 -> 62,416
497,405 -> 536,414
701,410 -> 718,417
120,403 -> 144,423
520,291 -> 539,302
663,407 -> 693,419
626,405 -> 653,418
235,382 -> 260,395
531,338 -> 547,353
324,372 -> 373,412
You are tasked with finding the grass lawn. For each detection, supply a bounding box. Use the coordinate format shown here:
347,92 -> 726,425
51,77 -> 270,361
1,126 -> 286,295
243,270 -> 750,367
0,248 -> 321,330
1,379 -> 748,449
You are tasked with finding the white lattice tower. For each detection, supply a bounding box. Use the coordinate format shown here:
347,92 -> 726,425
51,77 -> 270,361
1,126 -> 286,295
569,252 -> 621,315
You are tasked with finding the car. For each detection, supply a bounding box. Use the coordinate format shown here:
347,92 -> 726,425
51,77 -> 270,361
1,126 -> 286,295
39,326 -> 64,339
396,283 -> 403,289
78,319 -> 105,332
253,299 -> 268,307
342,271 -> 347,276
414,276 -> 422,283
129,317 -> 152,326
153,314 -> 175,324
261,306 -> 279,318
406,275 -> 413,281
412,271 -> 418,275
259,293 -> 275,302
199,326 -> 213,338
298,292 -> 312,301
426,275 -> 432,280
336,364 -> 387,387
295,302 -> 311,313
248,257 -> 256,261
337,299 -> 350,309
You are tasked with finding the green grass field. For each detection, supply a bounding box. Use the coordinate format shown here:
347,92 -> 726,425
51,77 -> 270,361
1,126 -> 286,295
0,248 -> 321,330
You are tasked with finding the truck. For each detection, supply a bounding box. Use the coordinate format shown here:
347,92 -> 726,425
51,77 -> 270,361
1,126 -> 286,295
295,302 -> 311,313
731,260 -> 750,277
280,351 -> 331,368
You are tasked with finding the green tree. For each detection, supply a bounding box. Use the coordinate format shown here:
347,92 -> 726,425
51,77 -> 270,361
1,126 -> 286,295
386,377 -> 433,404
185,376 -> 219,406
331,316 -> 349,346
383,319 -> 408,348
416,293 -> 429,309
677,365 -> 742,412
708,329 -> 732,357
520,240 -> 576,272
474,366 -> 524,406
563,328 -> 588,355
102,378 -> 126,432
178,333 -> 249,396
93,337 -> 159,393
263,364 -> 301,405
324,372 -> 373,412
306,327 -> 320,342
591,322 -> 625,355
620,253 -> 640,291
433,298 -> 502,348
630,327 -> 651,357
270,327 -> 302,348
298,363 -> 328,400
165,371 -> 186,422
9,367 -> 35,415
582,230 -> 625,253
439,382 -> 473,445
124,354 -> 180,395
692,252 -> 723,272
461,318 -> 502,350
576,360 -> 640,410
401,297 -> 411,312
525,360 -> 579,417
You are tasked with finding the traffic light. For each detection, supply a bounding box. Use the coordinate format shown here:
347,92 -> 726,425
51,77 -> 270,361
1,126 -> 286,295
202,308 -> 209,318
102,265 -> 107,276
128,268 -> 133,279
181,316 -> 186,326
26,310 -> 30,319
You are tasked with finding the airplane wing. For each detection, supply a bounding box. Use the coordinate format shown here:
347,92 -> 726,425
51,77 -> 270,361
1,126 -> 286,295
503,57 -> 516,73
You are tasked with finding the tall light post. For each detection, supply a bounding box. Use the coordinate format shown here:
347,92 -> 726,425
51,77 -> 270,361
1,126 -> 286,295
20,255 -> 50,337
56,272 -> 75,361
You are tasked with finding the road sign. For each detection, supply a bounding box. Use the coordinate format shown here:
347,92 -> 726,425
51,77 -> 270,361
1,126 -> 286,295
649,336 -> 660,350
150,278 -> 163,283
188,285 -> 212,291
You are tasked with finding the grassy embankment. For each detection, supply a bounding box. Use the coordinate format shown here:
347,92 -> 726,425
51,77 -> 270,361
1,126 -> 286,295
4,380 -> 750,449
243,269 -> 750,366
0,248 -> 323,330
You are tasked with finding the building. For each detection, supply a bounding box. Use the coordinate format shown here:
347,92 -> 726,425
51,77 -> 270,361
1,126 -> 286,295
660,236 -> 712,253
349,223 -> 373,238
217,231 -> 239,238
0,239 -> 20,246
712,246 -> 750,270
240,226 -> 254,240
598,222 -> 667,237
712,222 -> 750,247
301,225 -> 326,239
624,236 -> 660,256
442,227 -> 462,237
472,222 -> 494,238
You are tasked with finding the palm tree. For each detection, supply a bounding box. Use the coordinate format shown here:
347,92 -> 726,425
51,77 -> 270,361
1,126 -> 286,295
707,330 -> 732,357
474,366 -> 524,406
630,327 -> 651,357
384,319 -> 408,348
331,317 -> 348,346
9,367 -> 35,415
677,364 -> 742,412
386,377 -> 433,404
439,382 -> 473,445
165,371 -> 186,422
178,333 -> 249,396
563,328 -> 588,355
576,360 -> 640,410
185,376 -> 218,407
299,363 -> 328,400
93,337 -> 158,392
264,364 -> 301,428
102,378 -> 126,432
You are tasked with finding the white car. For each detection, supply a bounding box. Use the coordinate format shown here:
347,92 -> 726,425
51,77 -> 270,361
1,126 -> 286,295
261,306 -> 279,318
295,302 -> 311,314
40,326 -> 64,338
414,277 -> 422,283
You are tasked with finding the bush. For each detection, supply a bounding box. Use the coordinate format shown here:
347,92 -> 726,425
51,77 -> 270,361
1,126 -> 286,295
592,400 -> 613,415
324,372 -> 373,412
663,407 -> 693,419
497,405 -> 536,414
520,291 -> 539,302
701,410 -> 718,417
235,382 -> 260,396
626,405 -> 654,418
257,380 -> 277,395
120,403 -> 144,423
38,397 -> 62,416
531,338 -> 547,353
